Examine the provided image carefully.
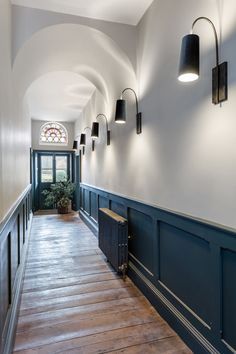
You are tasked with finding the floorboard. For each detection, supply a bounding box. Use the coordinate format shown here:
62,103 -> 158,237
13,213 -> 192,354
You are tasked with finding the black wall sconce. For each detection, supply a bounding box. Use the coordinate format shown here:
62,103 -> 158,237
80,133 -> 86,146
115,88 -> 142,134
79,127 -> 95,154
91,114 -> 111,145
178,16 -> 228,105
72,137 -> 85,155
72,140 -> 78,150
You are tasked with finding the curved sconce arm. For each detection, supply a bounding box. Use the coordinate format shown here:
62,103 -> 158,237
83,126 -> 92,133
115,87 -> 142,134
96,114 -> 108,132
191,17 -> 219,67
95,114 -> 111,145
121,88 -> 139,116
178,16 -> 227,105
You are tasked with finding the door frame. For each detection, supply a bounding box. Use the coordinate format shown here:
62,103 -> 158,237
32,150 -> 76,211
72,154 -> 81,211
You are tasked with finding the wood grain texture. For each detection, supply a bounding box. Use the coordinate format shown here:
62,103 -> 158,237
13,213 -> 192,354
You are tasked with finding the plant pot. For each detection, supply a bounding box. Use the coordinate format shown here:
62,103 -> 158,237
57,206 -> 69,214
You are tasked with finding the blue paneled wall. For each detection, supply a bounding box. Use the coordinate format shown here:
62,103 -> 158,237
0,186 -> 32,354
80,183 -> 236,354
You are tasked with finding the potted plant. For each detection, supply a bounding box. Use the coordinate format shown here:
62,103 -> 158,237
42,180 -> 76,214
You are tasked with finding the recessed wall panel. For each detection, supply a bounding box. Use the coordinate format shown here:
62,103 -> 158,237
110,201 -> 125,218
22,205 -> 25,244
17,214 -> 22,265
84,190 -> 90,214
128,208 -> 154,274
11,220 -> 18,291
98,195 -> 109,209
90,192 -> 98,220
222,249 -> 236,351
80,188 -> 83,209
0,234 -> 11,327
159,222 -> 211,324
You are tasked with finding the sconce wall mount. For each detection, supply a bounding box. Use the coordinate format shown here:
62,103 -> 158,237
178,16 -> 228,105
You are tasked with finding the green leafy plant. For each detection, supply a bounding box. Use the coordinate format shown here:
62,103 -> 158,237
42,180 -> 76,210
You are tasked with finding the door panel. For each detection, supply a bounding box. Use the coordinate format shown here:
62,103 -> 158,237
38,154 -> 54,210
41,155 -> 53,183
55,155 -> 68,182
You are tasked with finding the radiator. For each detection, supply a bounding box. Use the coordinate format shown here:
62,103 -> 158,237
98,208 -> 128,278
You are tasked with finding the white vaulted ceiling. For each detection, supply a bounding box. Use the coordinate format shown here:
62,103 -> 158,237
11,0 -> 154,25
14,23 -> 137,125
26,71 -> 95,122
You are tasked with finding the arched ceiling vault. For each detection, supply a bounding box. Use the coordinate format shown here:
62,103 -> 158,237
13,23 -> 137,121
26,71 -> 96,122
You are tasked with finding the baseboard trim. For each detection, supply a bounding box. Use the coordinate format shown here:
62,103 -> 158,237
79,209 -> 98,236
128,261 -> 220,354
2,213 -> 33,354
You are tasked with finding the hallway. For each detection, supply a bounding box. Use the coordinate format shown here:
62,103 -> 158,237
13,214 -> 191,354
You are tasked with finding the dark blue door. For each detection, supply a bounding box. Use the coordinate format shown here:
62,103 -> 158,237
37,152 -> 71,210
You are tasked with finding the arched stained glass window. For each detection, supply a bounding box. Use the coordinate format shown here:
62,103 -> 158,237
39,122 -> 68,145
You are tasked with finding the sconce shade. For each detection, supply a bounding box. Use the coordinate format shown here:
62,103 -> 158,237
80,133 -> 86,146
178,34 -> 199,82
115,99 -> 126,123
91,122 -> 99,138
73,141 -> 78,150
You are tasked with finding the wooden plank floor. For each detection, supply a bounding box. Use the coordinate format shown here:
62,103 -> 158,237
13,213 -> 192,354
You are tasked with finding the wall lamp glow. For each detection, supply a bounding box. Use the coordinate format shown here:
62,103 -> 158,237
178,16 -> 228,105
91,114 -> 111,145
115,88 -> 142,134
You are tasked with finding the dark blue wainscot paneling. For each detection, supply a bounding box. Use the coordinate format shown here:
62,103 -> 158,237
90,192 -> 98,222
110,200 -> 126,218
222,249 -> 236,351
98,195 -> 109,210
159,222 -> 212,326
128,208 -> 155,277
0,186 -> 32,354
79,183 -> 236,354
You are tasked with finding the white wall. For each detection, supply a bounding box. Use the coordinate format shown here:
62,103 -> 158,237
31,119 -> 74,151
74,0 -> 236,229
134,0 -> 236,228
0,1 -> 31,223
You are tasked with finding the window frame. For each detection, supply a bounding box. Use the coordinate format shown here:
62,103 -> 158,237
39,122 -> 68,146
39,152 -> 70,184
